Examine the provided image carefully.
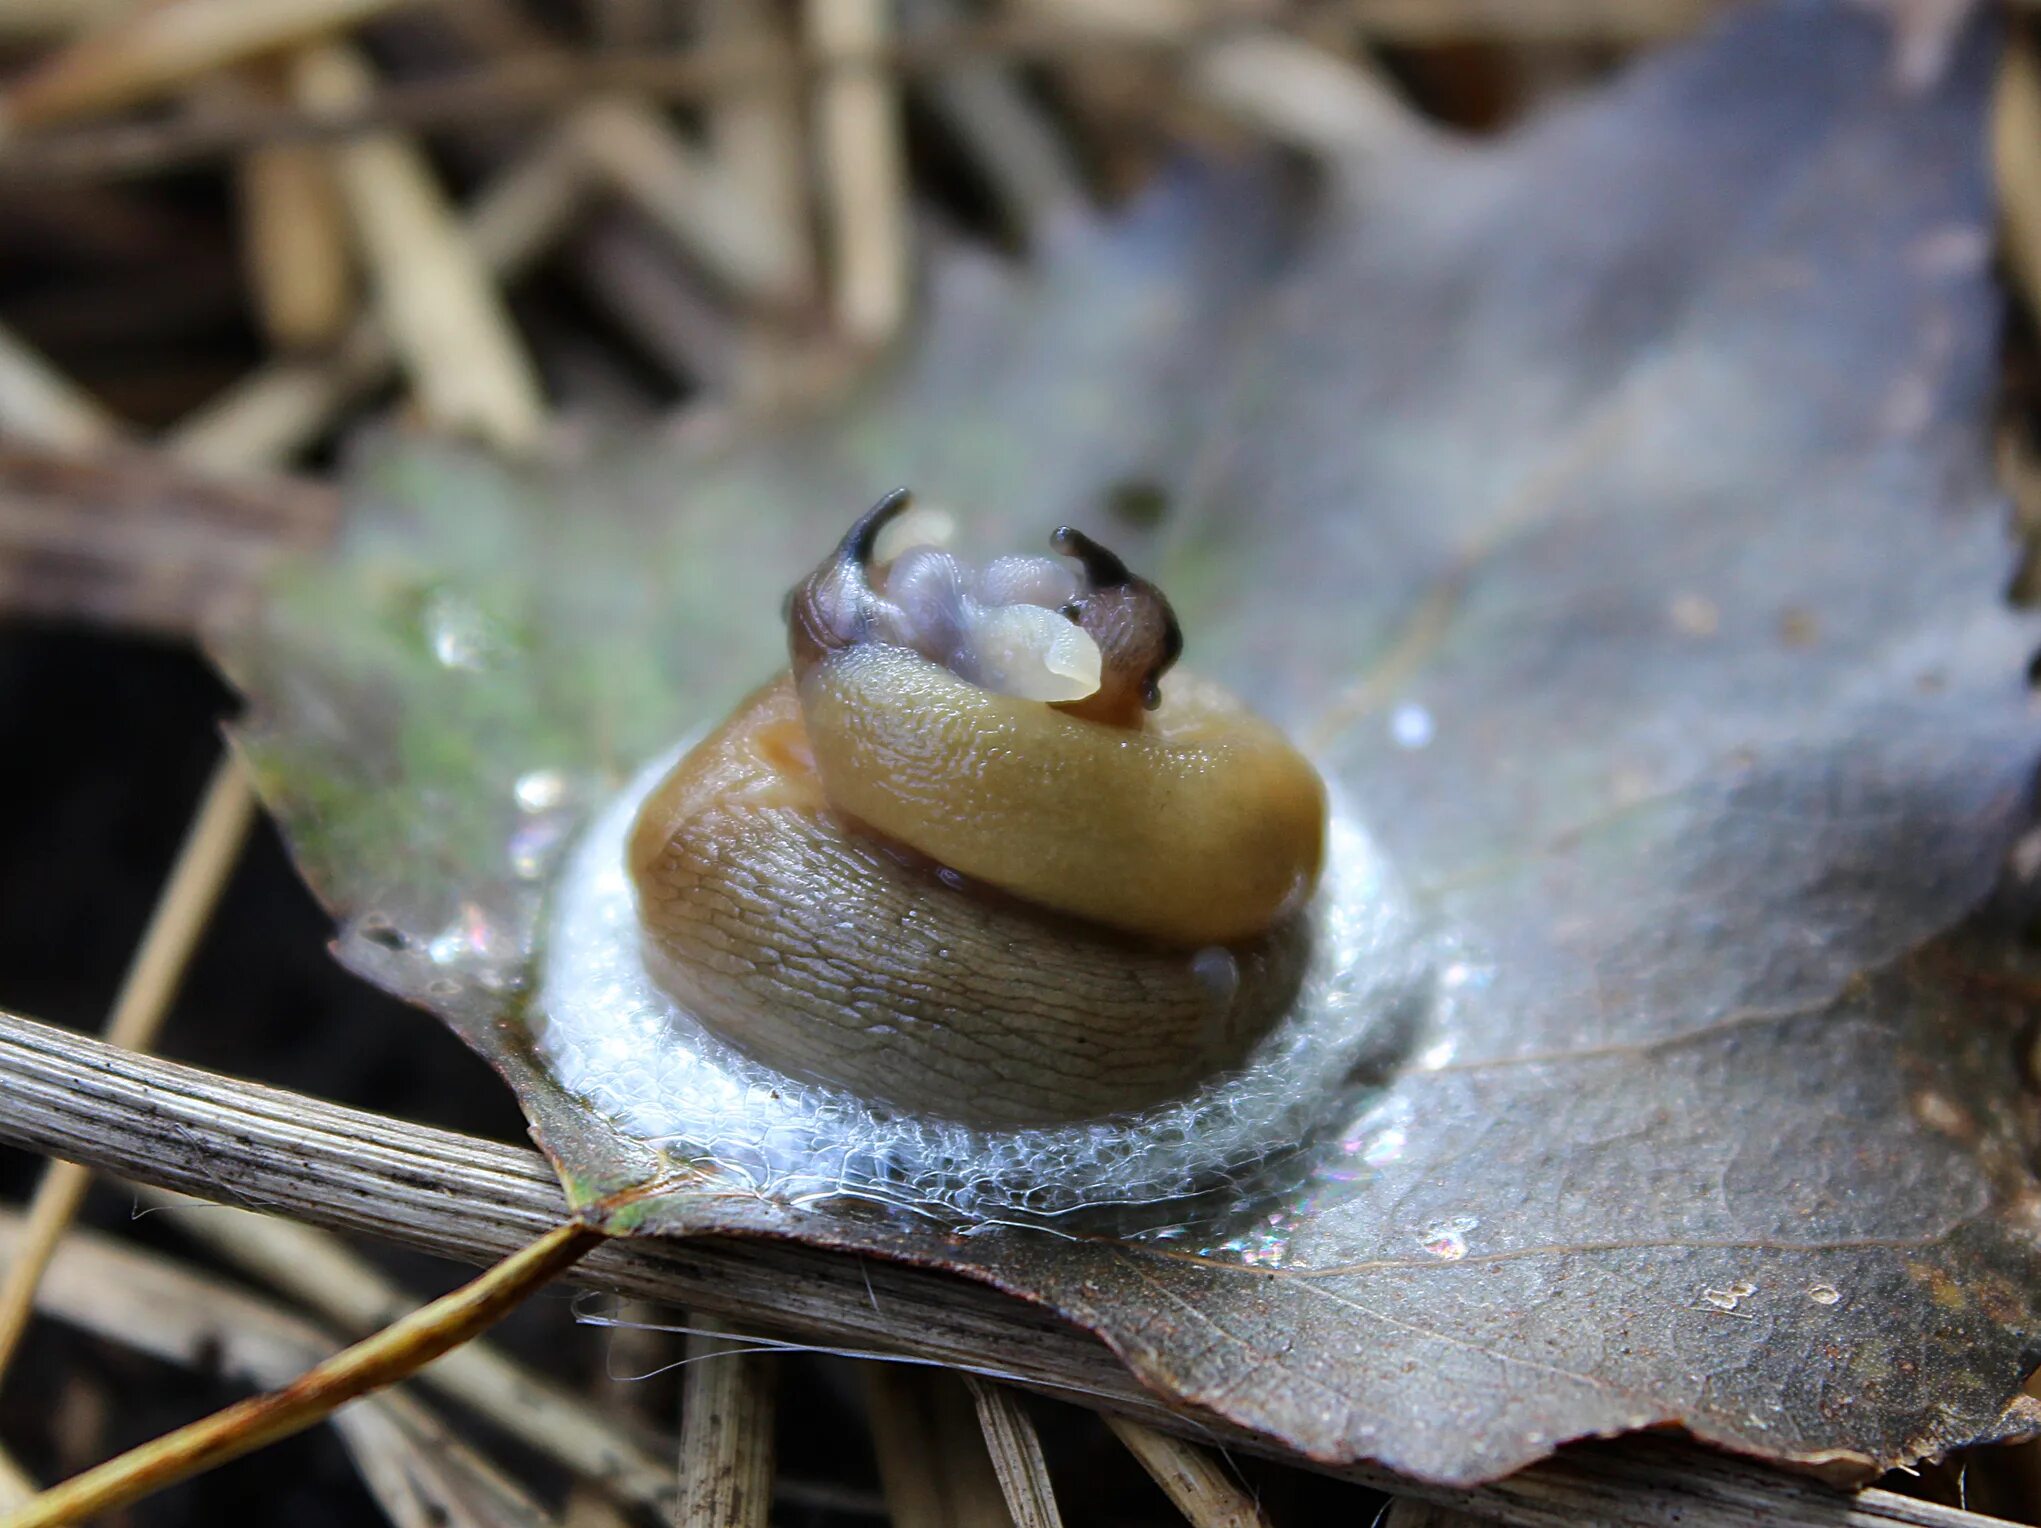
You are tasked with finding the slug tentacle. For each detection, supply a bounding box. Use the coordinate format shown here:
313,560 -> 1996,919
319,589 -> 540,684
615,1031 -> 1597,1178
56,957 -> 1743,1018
787,485 -> 914,675
628,493 -> 1329,1127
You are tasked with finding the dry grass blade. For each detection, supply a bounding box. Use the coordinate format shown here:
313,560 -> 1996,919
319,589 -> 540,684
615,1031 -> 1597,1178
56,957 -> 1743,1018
0,439 -> 338,633
167,317 -> 396,475
170,135 -> 584,473
704,0 -> 814,301
0,756 -> 254,1384
807,0 -> 910,346
0,1219 -> 602,1528
330,1397 -> 557,1528
864,1367 -> 1009,1528
0,1448 -> 28,1511
290,41 -> 544,453
569,215 -> 742,394
1345,0 -> 1726,43
0,1207 -> 556,1528
1019,0 -> 1429,164
0,322 -> 118,450
238,134 -> 352,351
566,98 -> 808,309
0,0 -> 122,41
966,1376 -> 1065,1528
1017,0 -> 1196,44
137,1188 -> 679,1520
0,0 -> 416,130
1106,1416 -> 1271,1528
0,1009 -> 2016,1528
1187,32 -> 1434,162
0,17 -> 1290,184
906,0 -> 1083,229
1997,21 -> 2041,321
676,1318 -> 776,1528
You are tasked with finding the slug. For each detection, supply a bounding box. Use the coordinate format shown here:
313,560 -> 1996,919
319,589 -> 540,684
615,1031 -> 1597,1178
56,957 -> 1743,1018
627,490 -> 1328,1128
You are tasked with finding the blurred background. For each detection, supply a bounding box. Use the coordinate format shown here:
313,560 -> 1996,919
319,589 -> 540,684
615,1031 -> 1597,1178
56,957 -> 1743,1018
0,0 -> 2037,1523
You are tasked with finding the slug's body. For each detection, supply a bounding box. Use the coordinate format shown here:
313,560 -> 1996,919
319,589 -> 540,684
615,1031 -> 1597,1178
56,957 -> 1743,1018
629,492 -> 1327,1128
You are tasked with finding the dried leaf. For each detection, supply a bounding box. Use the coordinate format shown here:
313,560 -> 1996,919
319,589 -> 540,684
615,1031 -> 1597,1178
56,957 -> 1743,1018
217,0 -> 2041,1485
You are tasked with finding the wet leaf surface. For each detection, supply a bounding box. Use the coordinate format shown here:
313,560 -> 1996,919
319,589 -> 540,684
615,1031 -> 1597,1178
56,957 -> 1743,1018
216,0 -> 2041,1486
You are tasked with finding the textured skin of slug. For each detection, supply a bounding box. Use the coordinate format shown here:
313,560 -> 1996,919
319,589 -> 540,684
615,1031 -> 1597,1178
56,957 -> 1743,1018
628,676 -> 1312,1128
799,644 -> 1327,948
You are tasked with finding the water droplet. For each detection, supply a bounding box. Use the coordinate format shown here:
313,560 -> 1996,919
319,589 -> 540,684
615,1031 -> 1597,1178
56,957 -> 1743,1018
1807,1283 -> 1841,1306
1669,592 -> 1719,637
1439,961 -> 1491,991
1190,947 -> 1239,1005
515,769 -> 569,813
1204,1213 -> 1294,1268
1413,1039 -> 1457,1070
1389,702 -> 1434,750
1700,1280 -> 1758,1312
426,901 -> 512,970
423,588 -> 505,671
1359,1125 -> 1407,1166
509,816 -> 568,880
1419,1215 -> 1478,1261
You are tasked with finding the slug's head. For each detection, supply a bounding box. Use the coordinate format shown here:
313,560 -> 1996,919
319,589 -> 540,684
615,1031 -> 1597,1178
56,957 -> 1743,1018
788,488 -> 1181,729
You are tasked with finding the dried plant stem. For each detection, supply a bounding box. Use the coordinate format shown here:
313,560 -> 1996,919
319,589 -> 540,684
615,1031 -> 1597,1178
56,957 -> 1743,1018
0,0 -> 122,40
0,16 -> 1364,185
0,1009 -> 2009,1528
1996,23 -> 2041,323
331,1394 -> 555,1528
864,1368 -> 1009,1528
0,3 -> 1724,173
906,0 -> 1083,229
676,1318 -> 777,1528
703,0 -> 814,302
965,1376 -> 1065,1528
1345,0 -> 1723,44
0,1207 -> 554,1528
807,0 -> 910,346
0,1219 -> 602,1528
0,1448 -> 28,1510
566,98 -> 808,309
136,1188 -> 680,1519
1188,32 -> 1433,164
0,322 -> 117,450
0,756 -> 255,1385
1,0 -> 416,129
238,134 -> 352,351
1106,1416 -> 1271,1528
1016,0 -> 1428,165
569,215 -> 742,393
171,134 -> 584,472
291,41 -> 545,453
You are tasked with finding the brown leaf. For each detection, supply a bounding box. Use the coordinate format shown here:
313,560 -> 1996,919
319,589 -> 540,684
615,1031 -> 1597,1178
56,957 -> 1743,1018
221,0 -> 2041,1486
